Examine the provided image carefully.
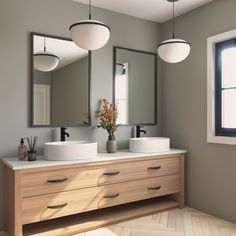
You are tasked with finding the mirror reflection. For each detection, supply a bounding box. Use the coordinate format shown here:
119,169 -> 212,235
31,33 -> 91,127
113,47 -> 157,125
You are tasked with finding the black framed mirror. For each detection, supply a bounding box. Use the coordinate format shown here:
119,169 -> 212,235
30,32 -> 91,127
113,46 -> 157,126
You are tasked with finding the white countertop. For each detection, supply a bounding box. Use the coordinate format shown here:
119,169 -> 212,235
2,149 -> 186,170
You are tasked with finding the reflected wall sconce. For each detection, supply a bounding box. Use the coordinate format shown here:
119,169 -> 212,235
116,63 -> 125,76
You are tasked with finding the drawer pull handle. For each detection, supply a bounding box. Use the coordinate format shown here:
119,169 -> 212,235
103,171 -> 120,176
47,203 -> 68,209
47,178 -> 68,183
147,166 -> 161,170
103,193 -> 120,199
148,186 -> 161,191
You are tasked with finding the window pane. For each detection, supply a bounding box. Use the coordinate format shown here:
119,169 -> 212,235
222,48 -> 236,88
222,89 -> 236,128
116,100 -> 128,125
115,74 -> 128,100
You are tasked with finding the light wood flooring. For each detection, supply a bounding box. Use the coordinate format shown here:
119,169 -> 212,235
74,207 -> 236,236
1,207 -> 236,236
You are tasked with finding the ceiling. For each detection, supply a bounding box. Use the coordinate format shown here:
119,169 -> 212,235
33,36 -> 88,70
73,0 -> 213,23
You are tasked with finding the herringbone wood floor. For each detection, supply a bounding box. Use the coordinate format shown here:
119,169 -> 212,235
75,207 -> 236,236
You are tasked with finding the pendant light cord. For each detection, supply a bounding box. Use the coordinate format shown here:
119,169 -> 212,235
172,1 -> 175,39
89,0 -> 92,19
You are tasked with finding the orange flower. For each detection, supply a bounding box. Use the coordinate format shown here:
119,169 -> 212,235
97,98 -> 118,135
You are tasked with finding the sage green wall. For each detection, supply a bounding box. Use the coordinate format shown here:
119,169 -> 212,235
161,0 -> 236,223
0,0 -> 160,229
51,57 -> 89,126
34,71 -> 52,85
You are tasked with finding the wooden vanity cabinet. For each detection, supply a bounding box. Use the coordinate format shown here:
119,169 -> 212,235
3,152 -> 185,236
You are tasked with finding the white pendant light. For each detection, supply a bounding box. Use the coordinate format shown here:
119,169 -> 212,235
69,0 -> 110,50
116,63 -> 125,76
34,37 -> 59,72
157,0 -> 191,63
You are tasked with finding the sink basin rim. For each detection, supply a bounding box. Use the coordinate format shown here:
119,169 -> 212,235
44,141 -> 96,146
129,137 -> 170,153
44,141 -> 98,161
129,137 -> 170,141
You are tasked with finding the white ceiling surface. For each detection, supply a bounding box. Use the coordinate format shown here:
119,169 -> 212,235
34,36 -> 88,70
73,0 -> 213,23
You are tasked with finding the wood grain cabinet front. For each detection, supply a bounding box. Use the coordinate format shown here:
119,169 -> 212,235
22,174 -> 180,224
21,157 -> 180,197
3,152 -> 185,236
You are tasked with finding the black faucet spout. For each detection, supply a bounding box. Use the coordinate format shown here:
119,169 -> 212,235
61,127 -> 70,141
136,125 -> 147,138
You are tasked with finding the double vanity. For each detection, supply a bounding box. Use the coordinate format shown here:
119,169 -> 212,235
2,138 -> 186,236
0,31 -> 184,236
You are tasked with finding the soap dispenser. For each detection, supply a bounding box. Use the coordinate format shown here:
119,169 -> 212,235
18,138 -> 27,161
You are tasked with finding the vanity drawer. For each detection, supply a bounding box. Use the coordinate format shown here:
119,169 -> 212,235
22,174 -> 180,224
21,157 -> 180,197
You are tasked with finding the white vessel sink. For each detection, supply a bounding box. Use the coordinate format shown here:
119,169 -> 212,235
129,137 -> 170,153
44,141 -> 97,161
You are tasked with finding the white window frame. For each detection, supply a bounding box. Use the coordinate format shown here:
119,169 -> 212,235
207,28 -> 236,145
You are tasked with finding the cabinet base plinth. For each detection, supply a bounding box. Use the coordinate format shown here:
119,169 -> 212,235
23,197 -> 180,236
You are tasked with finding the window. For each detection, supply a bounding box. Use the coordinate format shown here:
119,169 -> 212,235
115,63 -> 129,125
207,29 -> 236,145
215,38 -> 236,136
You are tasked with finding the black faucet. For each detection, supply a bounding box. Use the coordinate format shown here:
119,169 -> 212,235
136,125 -> 147,138
61,127 -> 70,141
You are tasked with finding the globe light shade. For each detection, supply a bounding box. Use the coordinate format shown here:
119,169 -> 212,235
116,63 -> 124,76
69,20 -> 110,50
34,53 -> 59,72
157,39 -> 191,63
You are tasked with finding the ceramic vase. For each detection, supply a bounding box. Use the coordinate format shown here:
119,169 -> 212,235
106,134 -> 117,153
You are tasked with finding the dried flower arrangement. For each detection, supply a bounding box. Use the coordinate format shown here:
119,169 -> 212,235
97,98 -> 118,136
